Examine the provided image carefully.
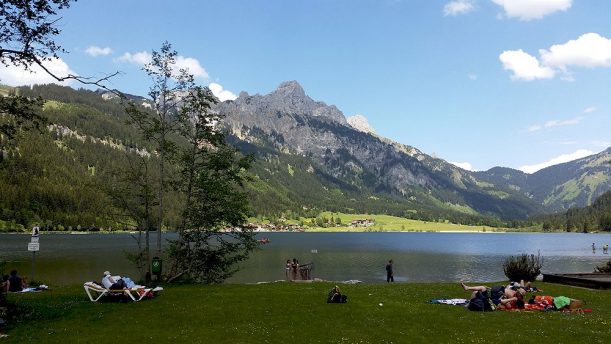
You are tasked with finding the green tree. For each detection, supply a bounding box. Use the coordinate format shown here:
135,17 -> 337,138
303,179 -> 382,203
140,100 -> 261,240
166,80 -> 256,283
124,43 -> 256,283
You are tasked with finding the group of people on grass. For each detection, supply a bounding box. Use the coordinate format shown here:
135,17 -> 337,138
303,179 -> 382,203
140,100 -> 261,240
461,280 -> 583,312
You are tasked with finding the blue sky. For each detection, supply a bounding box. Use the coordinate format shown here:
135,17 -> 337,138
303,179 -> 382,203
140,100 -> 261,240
2,0 -> 610,172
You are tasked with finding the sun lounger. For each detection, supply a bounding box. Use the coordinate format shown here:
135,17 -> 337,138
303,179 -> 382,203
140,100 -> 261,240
83,282 -> 161,302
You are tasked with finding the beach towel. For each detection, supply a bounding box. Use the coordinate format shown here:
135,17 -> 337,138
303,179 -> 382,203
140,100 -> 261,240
428,298 -> 469,305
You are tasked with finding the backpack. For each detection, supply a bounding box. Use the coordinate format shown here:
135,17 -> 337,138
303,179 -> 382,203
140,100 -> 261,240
467,291 -> 494,311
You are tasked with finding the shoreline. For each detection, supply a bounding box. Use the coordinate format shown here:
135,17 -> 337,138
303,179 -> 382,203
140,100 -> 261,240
1,229 -> 608,234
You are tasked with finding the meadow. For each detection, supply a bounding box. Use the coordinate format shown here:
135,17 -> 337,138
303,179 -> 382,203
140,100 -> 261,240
4,282 -> 610,343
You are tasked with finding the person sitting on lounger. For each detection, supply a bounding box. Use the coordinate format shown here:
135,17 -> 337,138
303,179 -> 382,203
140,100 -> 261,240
102,271 -> 128,290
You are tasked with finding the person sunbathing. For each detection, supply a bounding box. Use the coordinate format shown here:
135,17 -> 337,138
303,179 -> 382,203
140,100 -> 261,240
102,271 -> 128,290
461,283 -> 525,309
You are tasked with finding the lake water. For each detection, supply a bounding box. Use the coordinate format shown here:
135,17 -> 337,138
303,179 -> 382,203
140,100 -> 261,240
1,232 -> 609,285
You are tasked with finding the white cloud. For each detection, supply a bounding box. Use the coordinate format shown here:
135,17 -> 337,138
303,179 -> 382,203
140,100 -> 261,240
208,82 -> 237,101
450,161 -> 474,171
468,73 -> 477,80
118,51 -> 209,79
544,116 -> 583,128
117,51 -> 152,65
539,33 -> 611,69
346,114 -> 376,134
499,49 -> 555,80
175,56 -> 208,78
443,1 -> 474,16
519,149 -> 593,173
0,57 -> 75,86
543,140 -> 578,145
500,33 -> 611,81
527,124 -> 542,132
492,0 -> 572,21
528,115 -> 583,132
583,106 -> 596,114
85,46 -> 112,57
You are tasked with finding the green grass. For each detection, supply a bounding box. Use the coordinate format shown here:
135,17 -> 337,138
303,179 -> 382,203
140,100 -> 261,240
4,282 -> 610,343
308,212 -> 505,232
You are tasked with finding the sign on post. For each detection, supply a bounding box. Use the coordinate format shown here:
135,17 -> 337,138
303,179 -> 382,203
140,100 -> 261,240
28,242 -> 40,251
32,226 -> 40,237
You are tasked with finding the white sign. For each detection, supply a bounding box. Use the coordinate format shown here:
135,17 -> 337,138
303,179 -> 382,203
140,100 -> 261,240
30,237 -> 39,243
32,226 -> 40,237
28,242 -> 40,252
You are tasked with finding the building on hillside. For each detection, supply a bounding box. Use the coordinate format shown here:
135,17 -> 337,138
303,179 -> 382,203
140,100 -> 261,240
350,219 -> 375,227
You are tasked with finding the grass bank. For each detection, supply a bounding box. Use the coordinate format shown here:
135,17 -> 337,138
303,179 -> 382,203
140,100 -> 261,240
305,213 -> 509,232
4,282 -> 610,343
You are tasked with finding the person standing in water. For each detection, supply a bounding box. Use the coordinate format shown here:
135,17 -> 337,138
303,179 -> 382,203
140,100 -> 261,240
385,259 -> 394,283
592,243 -> 596,253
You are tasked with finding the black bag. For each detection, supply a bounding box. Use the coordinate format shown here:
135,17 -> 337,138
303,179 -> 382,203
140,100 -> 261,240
467,297 -> 485,311
327,290 -> 348,303
467,291 -> 493,311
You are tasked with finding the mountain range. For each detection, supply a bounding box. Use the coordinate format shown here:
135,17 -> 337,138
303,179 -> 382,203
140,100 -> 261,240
217,81 -> 610,220
2,82 -> 610,228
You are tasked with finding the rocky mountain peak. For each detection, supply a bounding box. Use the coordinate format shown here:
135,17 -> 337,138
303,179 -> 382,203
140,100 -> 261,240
223,81 -> 347,124
273,80 -> 306,98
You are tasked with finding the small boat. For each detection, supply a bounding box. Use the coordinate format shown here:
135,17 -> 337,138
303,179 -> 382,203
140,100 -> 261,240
258,238 -> 271,244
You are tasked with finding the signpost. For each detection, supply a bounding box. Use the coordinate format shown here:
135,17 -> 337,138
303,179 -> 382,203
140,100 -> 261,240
28,226 -> 40,282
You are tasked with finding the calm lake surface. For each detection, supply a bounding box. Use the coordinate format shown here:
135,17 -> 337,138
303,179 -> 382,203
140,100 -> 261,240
1,232 -> 609,285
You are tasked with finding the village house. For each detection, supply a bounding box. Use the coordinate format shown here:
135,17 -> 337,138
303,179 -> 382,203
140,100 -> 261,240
350,219 -> 375,227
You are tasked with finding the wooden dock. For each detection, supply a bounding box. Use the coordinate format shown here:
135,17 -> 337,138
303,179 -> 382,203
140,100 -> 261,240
542,273 -> 611,289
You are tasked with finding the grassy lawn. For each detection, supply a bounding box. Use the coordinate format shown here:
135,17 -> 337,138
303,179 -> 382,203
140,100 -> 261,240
3,282 -> 610,343
306,212 -> 508,232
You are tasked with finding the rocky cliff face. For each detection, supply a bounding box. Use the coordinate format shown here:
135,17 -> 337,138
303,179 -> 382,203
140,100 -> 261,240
217,81 -> 543,219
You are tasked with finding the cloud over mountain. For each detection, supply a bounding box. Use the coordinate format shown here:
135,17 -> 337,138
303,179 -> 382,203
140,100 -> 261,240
118,51 -> 209,78
0,57 -> 75,86
209,83 -> 237,101
519,149 -> 593,173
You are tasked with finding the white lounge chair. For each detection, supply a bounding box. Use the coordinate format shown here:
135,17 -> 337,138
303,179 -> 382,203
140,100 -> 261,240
83,282 -> 159,302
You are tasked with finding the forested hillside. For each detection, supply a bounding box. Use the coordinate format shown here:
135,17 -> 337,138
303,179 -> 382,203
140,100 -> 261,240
534,190 -> 611,232
0,84 -> 507,231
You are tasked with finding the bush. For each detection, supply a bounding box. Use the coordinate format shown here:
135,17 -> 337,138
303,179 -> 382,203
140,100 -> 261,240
594,260 -> 611,273
503,253 -> 543,282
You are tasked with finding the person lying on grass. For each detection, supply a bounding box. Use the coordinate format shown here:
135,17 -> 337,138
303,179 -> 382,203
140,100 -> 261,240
526,295 -> 585,312
461,283 -> 525,311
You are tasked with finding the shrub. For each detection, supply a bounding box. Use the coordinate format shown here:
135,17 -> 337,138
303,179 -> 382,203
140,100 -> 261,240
503,253 -> 543,282
594,260 -> 611,273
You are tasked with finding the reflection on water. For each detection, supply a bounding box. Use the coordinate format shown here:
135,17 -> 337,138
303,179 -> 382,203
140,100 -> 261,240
0,232 -> 609,285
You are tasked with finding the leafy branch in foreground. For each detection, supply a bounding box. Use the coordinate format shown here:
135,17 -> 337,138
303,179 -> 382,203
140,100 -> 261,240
0,0 -> 120,90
